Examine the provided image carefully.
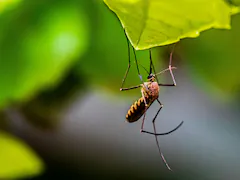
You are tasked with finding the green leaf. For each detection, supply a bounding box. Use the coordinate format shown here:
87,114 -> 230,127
180,14 -> 240,100
0,131 -> 44,179
0,0 -> 21,13
104,0 -> 239,50
0,0 -> 90,108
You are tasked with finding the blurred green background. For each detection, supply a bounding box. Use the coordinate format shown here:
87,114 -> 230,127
0,0 -> 240,179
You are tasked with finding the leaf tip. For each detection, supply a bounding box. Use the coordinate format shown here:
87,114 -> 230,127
230,6 -> 240,15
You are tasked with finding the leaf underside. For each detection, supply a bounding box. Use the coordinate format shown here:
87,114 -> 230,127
104,0 -> 239,50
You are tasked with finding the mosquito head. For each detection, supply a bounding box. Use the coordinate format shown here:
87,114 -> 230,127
147,73 -> 155,82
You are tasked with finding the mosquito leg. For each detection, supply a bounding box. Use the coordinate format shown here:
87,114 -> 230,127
149,49 -> 176,88
132,46 -> 146,88
158,83 -> 176,86
141,99 -> 184,136
141,88 -> 148,107
120,29 -> 132,90
149,49 -> 160,84
141,99 -> 163,135
120,85 -> 141,91
143,121 -> 184,136
139,100 -> 181,171
121,29 -> 145,91
153,99 -> 172,171
157,61 -> 176,86
157,63 -> 176,86
150,49 -> 176,84
140,111 -> 147,132
168,45 -> 177,86
156,44 -> 177,87
139,87 -> 151,133
140,99 -> 171,170
154,67 -> 177,76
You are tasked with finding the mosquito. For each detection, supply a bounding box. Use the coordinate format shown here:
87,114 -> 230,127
120,31 -> 184,171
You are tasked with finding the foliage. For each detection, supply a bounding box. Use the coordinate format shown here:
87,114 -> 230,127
0,131 -> 44,179
104,0 -> 239,50
0,0 -> 90,108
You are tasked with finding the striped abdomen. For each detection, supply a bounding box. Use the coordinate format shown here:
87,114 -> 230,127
126,96 -> 154,123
